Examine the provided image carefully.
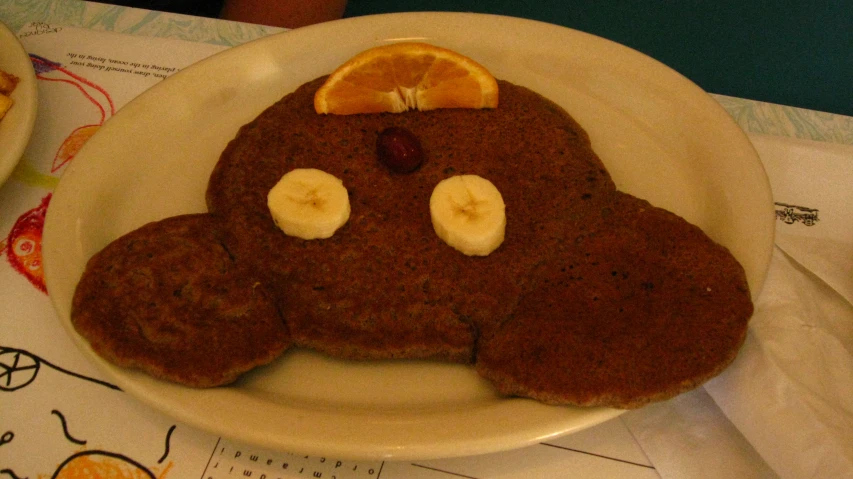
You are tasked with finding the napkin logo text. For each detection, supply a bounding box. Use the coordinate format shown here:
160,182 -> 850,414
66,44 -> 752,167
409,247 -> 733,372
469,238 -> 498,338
775,202 -> 819,226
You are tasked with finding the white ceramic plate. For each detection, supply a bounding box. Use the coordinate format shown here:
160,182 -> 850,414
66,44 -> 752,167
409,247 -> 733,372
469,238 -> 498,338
0,20 -> 38,187
43,13 -> 774,460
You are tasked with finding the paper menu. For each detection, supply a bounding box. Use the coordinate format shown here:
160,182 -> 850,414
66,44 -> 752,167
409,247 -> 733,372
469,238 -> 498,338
1,22 -> 223,479
1,23 -> 661,479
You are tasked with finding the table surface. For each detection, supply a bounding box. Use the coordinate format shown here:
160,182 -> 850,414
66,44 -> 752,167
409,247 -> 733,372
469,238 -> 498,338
1,1 -> 852,478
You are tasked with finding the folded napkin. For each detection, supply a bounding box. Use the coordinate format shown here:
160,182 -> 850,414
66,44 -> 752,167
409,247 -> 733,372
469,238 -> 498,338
624,134 -> 853,478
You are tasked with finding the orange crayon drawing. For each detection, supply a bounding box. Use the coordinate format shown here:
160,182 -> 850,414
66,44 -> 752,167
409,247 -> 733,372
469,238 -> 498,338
0,348 -> 178,478
48,450 -> 173,479
30,54 -> 115,172
40,419 -> 176,479
0,406 -> 175,479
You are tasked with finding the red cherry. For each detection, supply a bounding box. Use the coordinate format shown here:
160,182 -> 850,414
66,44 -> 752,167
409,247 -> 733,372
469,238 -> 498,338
376,127 -> 425,173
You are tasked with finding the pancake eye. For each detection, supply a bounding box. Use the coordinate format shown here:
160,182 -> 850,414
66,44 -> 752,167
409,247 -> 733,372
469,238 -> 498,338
429,175 -> 506,256
267,168 -> 351,240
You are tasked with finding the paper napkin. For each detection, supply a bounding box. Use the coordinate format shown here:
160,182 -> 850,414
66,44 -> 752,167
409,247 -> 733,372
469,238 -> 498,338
625,135 -> 853,479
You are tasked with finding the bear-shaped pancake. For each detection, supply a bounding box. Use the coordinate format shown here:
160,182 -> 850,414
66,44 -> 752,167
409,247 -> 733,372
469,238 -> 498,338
205,77 -> 752,407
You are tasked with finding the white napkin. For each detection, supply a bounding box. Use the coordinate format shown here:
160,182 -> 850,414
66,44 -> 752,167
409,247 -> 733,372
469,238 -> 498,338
707,135 -> 853,478
625,134 -> 853,478
622,388 -> 777,478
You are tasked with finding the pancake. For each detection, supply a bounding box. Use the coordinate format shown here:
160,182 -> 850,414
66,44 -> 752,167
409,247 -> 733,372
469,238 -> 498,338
475,192 -> 753,408
207,77 -> 616,361
70,214 -> 291,387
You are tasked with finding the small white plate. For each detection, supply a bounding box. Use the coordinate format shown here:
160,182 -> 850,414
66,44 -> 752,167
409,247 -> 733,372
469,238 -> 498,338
0,20 -> 38,187
43,13 -> 774,461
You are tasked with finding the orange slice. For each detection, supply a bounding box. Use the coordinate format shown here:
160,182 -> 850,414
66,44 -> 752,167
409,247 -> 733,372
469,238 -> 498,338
314,42 -> 499,115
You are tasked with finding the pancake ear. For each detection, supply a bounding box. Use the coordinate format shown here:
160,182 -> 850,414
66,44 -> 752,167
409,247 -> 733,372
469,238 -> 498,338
70,214 -> 291,388
475,192 -> 752,409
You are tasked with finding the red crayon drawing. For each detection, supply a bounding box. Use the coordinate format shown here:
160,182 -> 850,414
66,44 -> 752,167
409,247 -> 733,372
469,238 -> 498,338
2,55 -> 115,293
1,193 -> 50,292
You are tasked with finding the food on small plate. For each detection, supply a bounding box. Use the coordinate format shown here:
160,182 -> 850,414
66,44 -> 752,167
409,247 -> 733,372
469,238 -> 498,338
0,69 -> 19,121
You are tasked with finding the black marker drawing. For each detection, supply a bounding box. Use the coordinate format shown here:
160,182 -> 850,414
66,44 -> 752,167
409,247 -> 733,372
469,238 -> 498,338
158,425 -> 176,464
0,433 -> 22,479
0,348 -> 39,391
0,346 -> 119,391
52,410 -> 87,445
0,468 -> 25,479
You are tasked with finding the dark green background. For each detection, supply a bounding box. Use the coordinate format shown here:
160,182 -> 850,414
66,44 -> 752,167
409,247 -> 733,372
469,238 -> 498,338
344,1 -> 853,117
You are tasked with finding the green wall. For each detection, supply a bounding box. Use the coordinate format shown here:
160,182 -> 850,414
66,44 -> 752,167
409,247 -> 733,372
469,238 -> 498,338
345,1 -> 853,117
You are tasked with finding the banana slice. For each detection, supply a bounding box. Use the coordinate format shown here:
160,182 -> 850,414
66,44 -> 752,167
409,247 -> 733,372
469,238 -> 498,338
267,168 -> 351,240
430,175 -> 506,256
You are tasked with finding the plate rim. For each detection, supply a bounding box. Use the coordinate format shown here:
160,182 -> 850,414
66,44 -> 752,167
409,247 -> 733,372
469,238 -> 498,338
43,11 -> 774,460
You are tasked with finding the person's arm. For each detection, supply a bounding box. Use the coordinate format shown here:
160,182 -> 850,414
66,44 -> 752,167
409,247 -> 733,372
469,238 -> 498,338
219,0 -> 348,28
